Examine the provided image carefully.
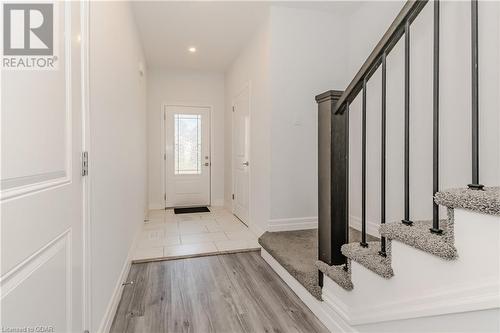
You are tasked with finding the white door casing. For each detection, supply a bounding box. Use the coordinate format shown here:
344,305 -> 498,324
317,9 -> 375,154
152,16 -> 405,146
232,86 -> 250,225
1,3 -> 85,333
164,105 -> 211,208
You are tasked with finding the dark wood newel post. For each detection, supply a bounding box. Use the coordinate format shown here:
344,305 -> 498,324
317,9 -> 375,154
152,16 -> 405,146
316,90 -> 347,279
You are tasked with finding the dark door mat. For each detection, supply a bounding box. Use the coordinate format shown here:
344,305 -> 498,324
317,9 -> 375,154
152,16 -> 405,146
174,206 -> 210,214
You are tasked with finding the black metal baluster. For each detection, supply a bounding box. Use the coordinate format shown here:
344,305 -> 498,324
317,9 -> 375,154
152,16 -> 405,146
346,102 -> 350,244
402,20 -> 413,226
345,102 -> 350,270
361,79 -> 368,247
468,0 -> 484,190
431,0 -> 443,234
380,53 -> 387,256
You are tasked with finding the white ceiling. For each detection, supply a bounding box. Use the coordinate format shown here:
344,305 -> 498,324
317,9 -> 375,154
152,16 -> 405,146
131,1 -> 363,72
131,2 -> 269,71
278,1 -> 364,15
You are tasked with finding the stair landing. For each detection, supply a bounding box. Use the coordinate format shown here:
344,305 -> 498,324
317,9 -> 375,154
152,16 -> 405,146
258,228 -> 377,300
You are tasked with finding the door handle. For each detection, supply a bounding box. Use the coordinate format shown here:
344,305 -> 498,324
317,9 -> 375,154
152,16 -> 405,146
204,162 -> 210,166
243,161 -> 249,166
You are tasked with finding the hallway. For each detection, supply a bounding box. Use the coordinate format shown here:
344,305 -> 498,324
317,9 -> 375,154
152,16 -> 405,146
2,1 -> 499,332
111,251 -> 328,333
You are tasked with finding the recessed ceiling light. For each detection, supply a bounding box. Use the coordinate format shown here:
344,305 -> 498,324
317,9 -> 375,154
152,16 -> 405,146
188,47 -> 196,53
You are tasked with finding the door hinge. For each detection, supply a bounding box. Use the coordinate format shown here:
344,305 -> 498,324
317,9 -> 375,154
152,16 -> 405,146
164,193 -> 166,201
232,194 -> 235,200
82,151 -> 89,176
232,106 -> 235,112
164,153 -> 166,160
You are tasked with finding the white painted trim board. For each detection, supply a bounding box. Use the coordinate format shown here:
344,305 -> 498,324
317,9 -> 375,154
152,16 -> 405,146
267,216 -> 318,232
97,227 -> 141,333
260,249 -> 355,333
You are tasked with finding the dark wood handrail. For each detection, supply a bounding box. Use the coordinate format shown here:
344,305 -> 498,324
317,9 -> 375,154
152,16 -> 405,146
334,0 -> 428,114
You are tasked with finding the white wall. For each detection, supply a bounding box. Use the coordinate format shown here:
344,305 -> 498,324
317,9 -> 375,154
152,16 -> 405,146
228,1 -> 498,234
89,2 -> 147,331
147,68 -> 225,209
268,6 -> 349,224
225,15 -> 272,236
225,6 -> 354,233
347,1 -> 500,232
346,2 -> 403,81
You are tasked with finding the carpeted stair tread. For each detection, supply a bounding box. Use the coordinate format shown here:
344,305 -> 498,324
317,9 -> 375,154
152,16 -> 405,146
341,241 -> 394,279
315,260 -> 354,291
435,186 -> 500,216
258,230 -> 322,300
379,216 -> 458,260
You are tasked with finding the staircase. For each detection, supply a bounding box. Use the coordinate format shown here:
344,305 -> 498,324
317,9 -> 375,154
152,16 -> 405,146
319,187 -> 499,283
259,0 -> 500,331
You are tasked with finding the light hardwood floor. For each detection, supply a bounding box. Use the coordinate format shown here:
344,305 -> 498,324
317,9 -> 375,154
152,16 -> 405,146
111,251 -> 329,333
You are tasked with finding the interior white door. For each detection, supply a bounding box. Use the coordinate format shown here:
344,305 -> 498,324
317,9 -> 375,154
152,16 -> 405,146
232,87 -> 250,224
165,106 -> 211,207
1,3 -> 85,333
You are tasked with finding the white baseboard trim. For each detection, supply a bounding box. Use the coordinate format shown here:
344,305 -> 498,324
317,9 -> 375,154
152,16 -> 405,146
150,201 -> 224,210
349,215 -> 379,237
223,200 -> 232,212
249,222 -> 266,238
211,198 -> 225,207
268,216 -> 318,232
322,272 -> 500,326
148,203 -> 163,210
97,227 -> 141,333
266,215 -> 379,235
261,249 -> 355,333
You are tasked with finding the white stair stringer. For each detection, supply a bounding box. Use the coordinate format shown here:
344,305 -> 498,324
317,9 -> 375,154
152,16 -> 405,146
320,208 -> 500,328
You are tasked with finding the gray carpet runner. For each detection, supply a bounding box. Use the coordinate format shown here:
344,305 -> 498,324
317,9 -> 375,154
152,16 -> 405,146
259,229 -> 322,300
262,186 -> 498,295
315,260 -> 353,291
341,241 -> 394,278
435,186 -> 499,216
258,228 -> 375,300
380,212 -> 458,260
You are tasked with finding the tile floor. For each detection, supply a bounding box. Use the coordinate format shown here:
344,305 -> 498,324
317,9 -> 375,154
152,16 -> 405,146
132,207 -> 261,262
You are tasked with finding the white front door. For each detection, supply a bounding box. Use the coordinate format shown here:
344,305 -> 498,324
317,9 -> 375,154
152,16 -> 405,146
1,2 -> 85,332
232,87 -> 250,224
165,106 -> 211,207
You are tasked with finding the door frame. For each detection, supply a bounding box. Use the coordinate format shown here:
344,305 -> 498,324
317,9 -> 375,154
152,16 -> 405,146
162,103 -> 212,208
231,82 -> 252,226
81,1 -> 92,331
